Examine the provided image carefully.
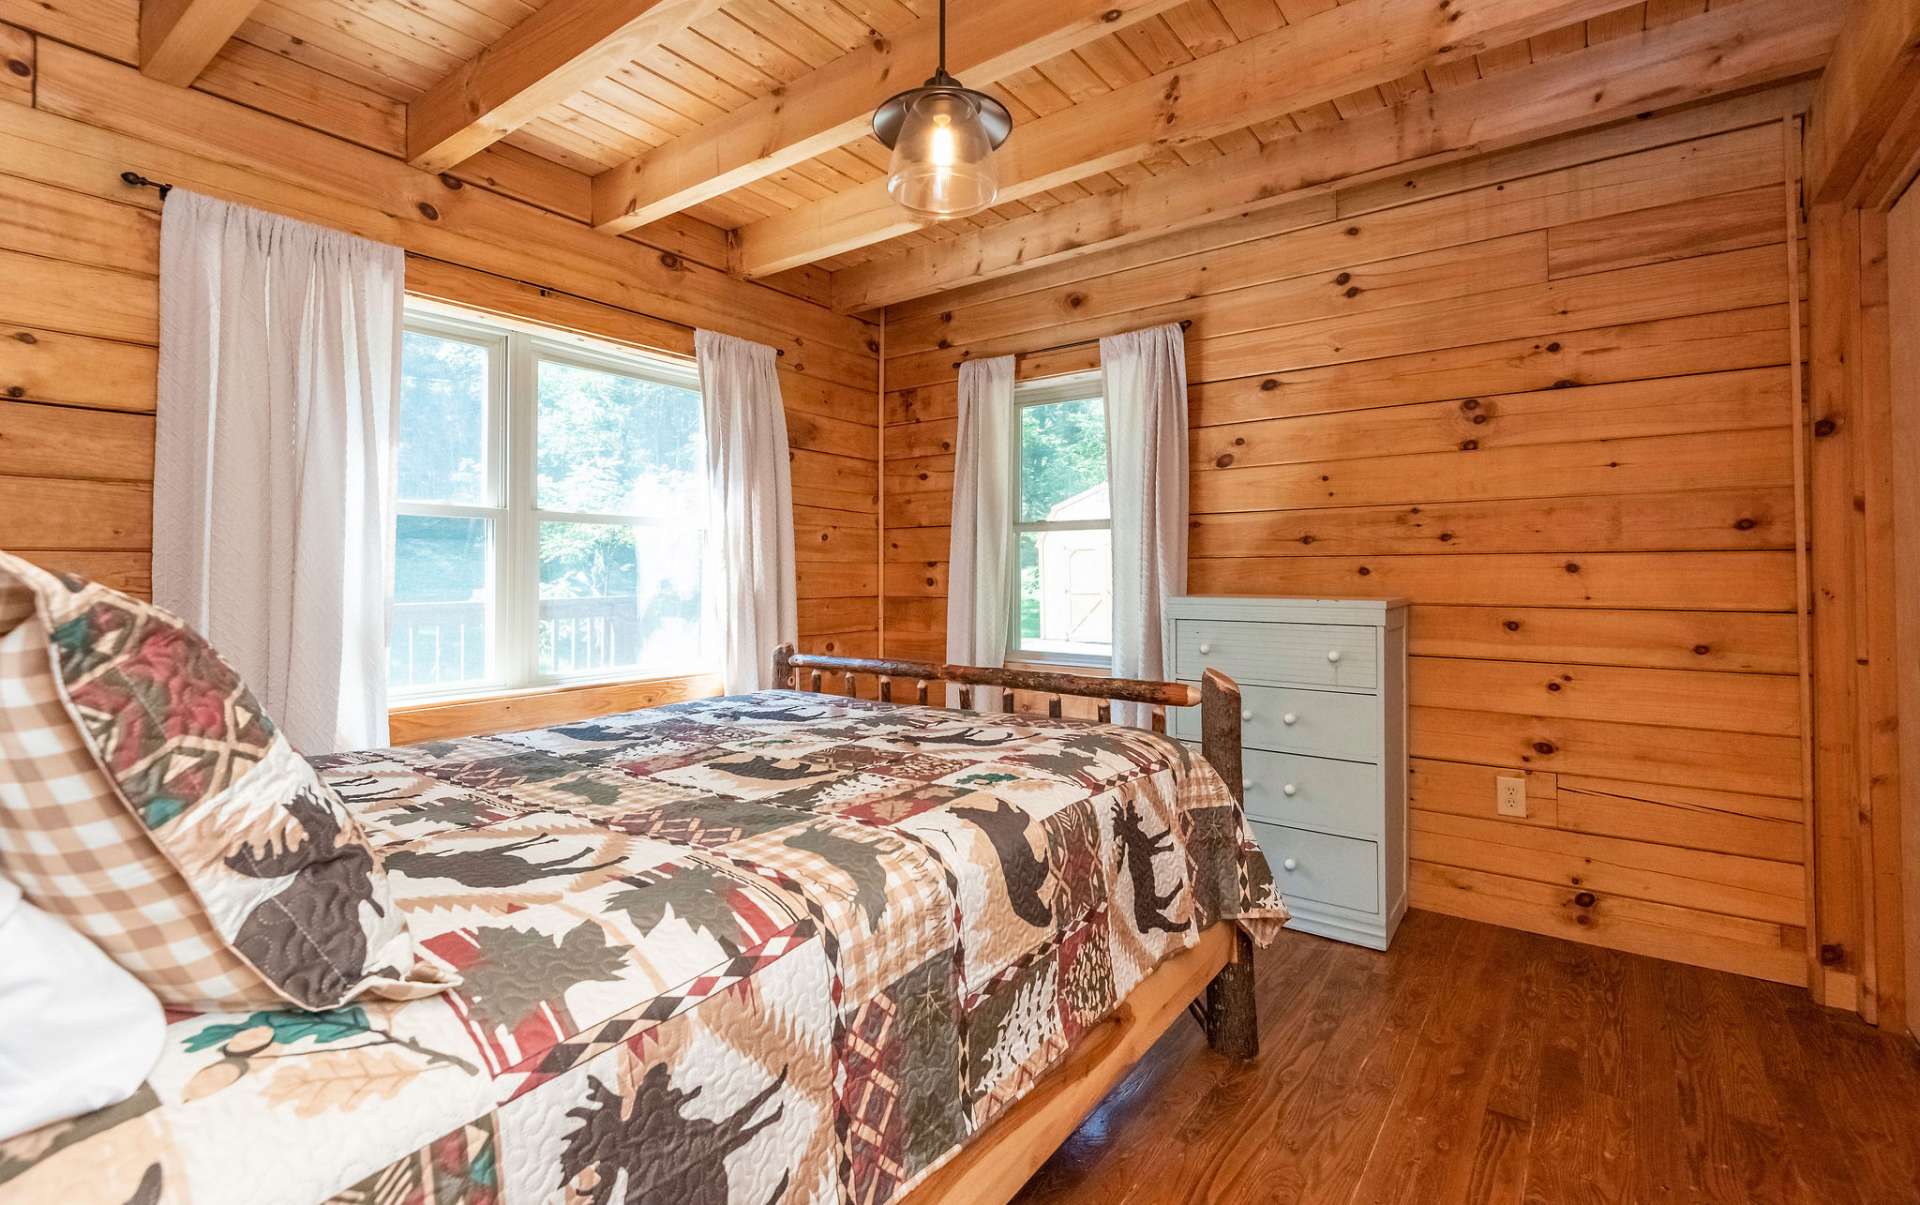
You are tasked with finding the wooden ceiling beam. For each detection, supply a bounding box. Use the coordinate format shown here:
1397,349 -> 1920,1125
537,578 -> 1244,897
732,0 -> 1649,278
407,0 -> 727,174
590,0 -> 1189,236
830,0 -> 1838,312
140,0 -> 262,85
1806,0 -> 1920,207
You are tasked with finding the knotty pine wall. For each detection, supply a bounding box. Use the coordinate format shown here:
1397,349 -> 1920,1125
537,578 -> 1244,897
0,12 -> 881,730
880,91 -> 1815,985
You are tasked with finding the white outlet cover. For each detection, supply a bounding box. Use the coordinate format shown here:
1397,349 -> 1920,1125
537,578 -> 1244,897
1495,775 -> 1529,818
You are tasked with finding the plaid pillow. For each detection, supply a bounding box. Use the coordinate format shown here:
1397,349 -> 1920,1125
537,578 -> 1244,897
0,551 -> 452,1011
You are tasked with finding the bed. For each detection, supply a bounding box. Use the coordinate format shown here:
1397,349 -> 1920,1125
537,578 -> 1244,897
0,647 -> 1283,1205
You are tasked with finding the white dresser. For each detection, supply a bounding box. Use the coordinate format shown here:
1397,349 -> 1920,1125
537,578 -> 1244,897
1166,596 -> 1408,950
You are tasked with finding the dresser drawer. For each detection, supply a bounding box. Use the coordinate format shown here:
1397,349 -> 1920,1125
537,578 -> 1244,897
1249,821 -> 1380,915
1172,619 -> 1378,691
1170,682 -> 1381,760
1239,750 -> 1378,836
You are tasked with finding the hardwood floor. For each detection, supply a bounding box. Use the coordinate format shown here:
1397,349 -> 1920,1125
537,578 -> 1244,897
1011,911 -> 1920,1205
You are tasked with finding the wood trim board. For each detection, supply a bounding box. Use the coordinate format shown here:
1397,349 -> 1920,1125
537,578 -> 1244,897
387,673 -> 724,743
1888,183 -> 1920,1042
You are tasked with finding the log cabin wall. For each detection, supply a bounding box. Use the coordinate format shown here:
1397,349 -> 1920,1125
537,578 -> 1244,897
880,87 -> 1820,987
0,5 -> 881,735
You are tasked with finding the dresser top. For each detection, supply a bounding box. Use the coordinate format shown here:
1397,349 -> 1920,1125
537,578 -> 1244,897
1165,595 -> 1409,626
1169,595 -> 1409,609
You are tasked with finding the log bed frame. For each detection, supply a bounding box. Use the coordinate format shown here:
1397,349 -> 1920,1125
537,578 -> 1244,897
769,644 -> 1261,1205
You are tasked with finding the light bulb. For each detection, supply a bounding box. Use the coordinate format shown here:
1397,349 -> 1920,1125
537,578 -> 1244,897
929,114 -> 955,167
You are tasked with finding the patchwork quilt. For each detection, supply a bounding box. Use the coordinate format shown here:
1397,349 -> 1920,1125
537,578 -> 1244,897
0,691 -> 1283,1205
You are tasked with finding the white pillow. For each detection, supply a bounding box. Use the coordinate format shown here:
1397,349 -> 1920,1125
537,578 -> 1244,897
0,872 -> 166,1142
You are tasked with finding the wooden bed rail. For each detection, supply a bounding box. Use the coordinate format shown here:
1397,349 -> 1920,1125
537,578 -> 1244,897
770,644 -> 1202,731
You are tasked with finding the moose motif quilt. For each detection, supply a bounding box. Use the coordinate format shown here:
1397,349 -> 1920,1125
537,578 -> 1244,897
0,691 -> 1284,1205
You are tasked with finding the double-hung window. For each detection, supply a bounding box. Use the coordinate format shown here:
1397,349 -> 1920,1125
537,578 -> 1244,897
1011,370 -> 1112,664
390,303 -> 709,699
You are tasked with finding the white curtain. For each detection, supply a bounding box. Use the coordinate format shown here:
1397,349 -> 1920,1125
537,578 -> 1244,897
1101,324 -> 1189,728
945,356 -> 1016,707
696,329 -> 796,694
152,191 -> 402,754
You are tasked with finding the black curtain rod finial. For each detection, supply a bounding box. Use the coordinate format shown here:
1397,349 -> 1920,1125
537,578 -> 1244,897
121,170 -> 173,199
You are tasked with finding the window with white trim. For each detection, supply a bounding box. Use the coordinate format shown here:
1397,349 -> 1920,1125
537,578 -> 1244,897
390,303 -> 709,699
1011,370 -> 1111,664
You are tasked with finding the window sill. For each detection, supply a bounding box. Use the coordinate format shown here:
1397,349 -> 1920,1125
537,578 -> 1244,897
389,666 -> 709,708
388,671 -> 724,744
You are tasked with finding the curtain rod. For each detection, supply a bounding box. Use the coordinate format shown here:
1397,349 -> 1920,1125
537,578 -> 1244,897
951,318 -> 1192,369
119,169 -> 789,357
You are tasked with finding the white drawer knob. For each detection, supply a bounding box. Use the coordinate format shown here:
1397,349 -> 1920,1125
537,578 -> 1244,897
1282,712 -> 1298,726
1244,781 -> 1259,792
1326,649 -> 1342,663
1241,709 -> 1253,722
1282,857 -> 1298,872
1198,642 -> 1213,654
1282,783 -> 1297,797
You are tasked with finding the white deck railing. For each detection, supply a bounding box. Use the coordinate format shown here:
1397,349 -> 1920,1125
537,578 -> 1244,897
390,595 -> 644,689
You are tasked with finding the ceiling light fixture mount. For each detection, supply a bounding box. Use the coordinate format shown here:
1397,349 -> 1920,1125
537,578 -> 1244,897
872,0 -> 1013,220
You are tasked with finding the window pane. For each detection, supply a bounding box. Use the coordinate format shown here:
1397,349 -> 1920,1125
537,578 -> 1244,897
390,515 -> 492,691
537,521 -> 704,677
1019,397 -> 1109,523
1017,527 -> 1111,657
398,331 -> 489,505
537,360 -> 705,519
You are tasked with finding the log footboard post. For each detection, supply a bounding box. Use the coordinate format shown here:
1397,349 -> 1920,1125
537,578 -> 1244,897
1199,669 -> 1243,802
770,642 -> 795,691
1204,927 -> 1259,1059
1199,668 -> 1259,1060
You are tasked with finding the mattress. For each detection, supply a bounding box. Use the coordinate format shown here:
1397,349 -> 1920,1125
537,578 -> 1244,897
0,690 -> 1283,1204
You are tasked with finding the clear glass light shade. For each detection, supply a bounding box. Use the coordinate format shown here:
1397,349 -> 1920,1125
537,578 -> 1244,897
886,90 -> 998,219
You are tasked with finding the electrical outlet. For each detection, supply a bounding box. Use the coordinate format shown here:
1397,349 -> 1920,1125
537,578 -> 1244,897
1495,775 -> 1529,818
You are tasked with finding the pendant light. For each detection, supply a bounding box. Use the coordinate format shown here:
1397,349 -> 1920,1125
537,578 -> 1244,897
872,0 -> 1013,220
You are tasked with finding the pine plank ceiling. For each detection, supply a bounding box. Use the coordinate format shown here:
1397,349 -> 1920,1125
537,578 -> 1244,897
156,0 -> 1818,307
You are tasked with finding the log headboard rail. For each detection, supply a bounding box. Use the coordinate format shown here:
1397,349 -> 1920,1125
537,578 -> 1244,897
768,643 -> 1246,805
